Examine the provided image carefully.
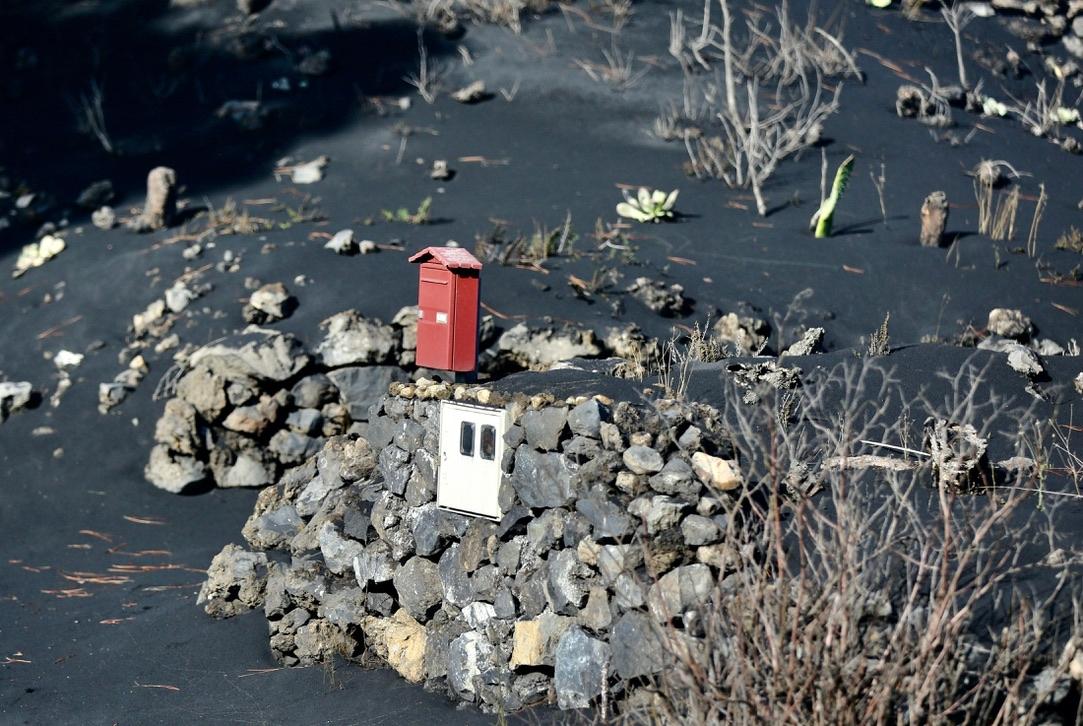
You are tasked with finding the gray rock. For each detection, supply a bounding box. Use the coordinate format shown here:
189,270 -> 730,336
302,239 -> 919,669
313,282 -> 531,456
503,424 -> 525,449
411,503 -> 467,557
554,626 -> 611,709
596,545 -> 642,584
292,618 -> 356,665
145,444 -> 208,493
318,522 -> 364,575
546,549 -> 589,615
352,540 -> 396,585
439,543 -> 475,607
221,453 -> 274,488
648,564 -> 714,621
567,398 -> 606,438
577,586 -> 612,632
511,446 -> 577,508
612,572 -> 646,610
316,310 -> 398,366
627,276 -> 688,316
610,611 -> 664,678
462,601 -> 498,630
629,494 -> 687,534
404,449 -> 436,506
575,495 -> 632,540
296,473 -> 343,517
393,556 -> 443,620
286,408 -> 322,436
677,425 -> 702,450
497,322 -> 602,369
197,543 -> 268,618
328,366 -> 408,420
522,407 -> 568,451
680,514 -> 721,545
378,444 -> 411,495
291,373 -> 336,408
648,457 -> 698,498
269,430 -> 321,465
243,504 -> 303,549
188,328 -> 310,384
622,445 -> 664,474
394,419 -> 426,451
496,538 -> 523,575
526,508 -> 566,552
448,631 -> 493,701
783,327 -> 825,356
318,587 -> 367,630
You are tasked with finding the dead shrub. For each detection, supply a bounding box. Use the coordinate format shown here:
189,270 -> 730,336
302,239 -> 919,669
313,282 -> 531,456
618,359 -> 1083,725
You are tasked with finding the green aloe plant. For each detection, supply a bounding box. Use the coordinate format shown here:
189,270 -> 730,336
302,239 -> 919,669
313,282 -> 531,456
616,187 -> 679,223
809,155 -> 855,238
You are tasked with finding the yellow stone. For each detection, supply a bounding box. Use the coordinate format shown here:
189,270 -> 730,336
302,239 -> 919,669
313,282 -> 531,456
691,452 -> 742,491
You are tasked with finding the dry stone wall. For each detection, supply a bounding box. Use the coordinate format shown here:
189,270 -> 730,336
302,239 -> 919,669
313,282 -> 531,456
199,378 -> 744,712
145,308 -> 658,493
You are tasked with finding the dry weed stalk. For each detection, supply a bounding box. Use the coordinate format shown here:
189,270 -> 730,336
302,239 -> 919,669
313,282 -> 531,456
1028,183 -> 1047,258
622,359 -> 1081,725
668,0 -> 853,215
403,30 -> 444,103
574,40 -> 650,91
76,80 -> 115,154
654,320 -> 725,400
975,177 -> 1021,241
940,1 -> 974,89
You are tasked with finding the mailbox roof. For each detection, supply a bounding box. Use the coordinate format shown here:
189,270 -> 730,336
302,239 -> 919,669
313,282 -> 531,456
409,246 -> 483,271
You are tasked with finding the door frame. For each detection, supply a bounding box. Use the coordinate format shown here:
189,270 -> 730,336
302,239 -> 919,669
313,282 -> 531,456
436,400 -> 508,520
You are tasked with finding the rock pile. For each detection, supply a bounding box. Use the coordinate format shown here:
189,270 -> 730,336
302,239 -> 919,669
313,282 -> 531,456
146,312 -> 664,492
198,384 -> 746,712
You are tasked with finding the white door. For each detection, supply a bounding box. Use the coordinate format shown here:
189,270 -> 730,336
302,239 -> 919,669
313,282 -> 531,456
437,401 -> 508,520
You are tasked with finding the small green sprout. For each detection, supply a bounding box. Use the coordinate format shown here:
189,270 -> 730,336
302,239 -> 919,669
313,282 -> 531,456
809,154 -> 855,239
616,187 -> 679,223
380,196 -> 432,224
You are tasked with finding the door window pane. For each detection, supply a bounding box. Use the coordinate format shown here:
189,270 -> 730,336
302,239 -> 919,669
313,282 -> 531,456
480,425 -> 496,460
459,422 -> 475,456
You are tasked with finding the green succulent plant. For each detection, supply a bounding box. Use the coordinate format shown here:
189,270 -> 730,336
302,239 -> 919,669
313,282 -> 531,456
616,187 -> 679,223
809,154 -> 855,238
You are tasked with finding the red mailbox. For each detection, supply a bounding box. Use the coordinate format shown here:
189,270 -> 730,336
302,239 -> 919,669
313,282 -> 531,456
408,246 -> 482,372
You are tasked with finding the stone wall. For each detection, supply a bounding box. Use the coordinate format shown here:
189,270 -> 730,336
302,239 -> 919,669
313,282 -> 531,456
199,375 -> 743,712
145,307 -> 659,493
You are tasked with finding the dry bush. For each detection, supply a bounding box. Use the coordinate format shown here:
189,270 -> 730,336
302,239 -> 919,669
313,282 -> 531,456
975,178 -> 1019,240
666,0 -> 856,215
574,40 -> 651,91
617,358 -> 1083,725
653,320 -> 726,400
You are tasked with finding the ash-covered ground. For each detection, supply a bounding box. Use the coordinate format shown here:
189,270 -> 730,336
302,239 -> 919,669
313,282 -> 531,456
2,0 -> 1083,722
